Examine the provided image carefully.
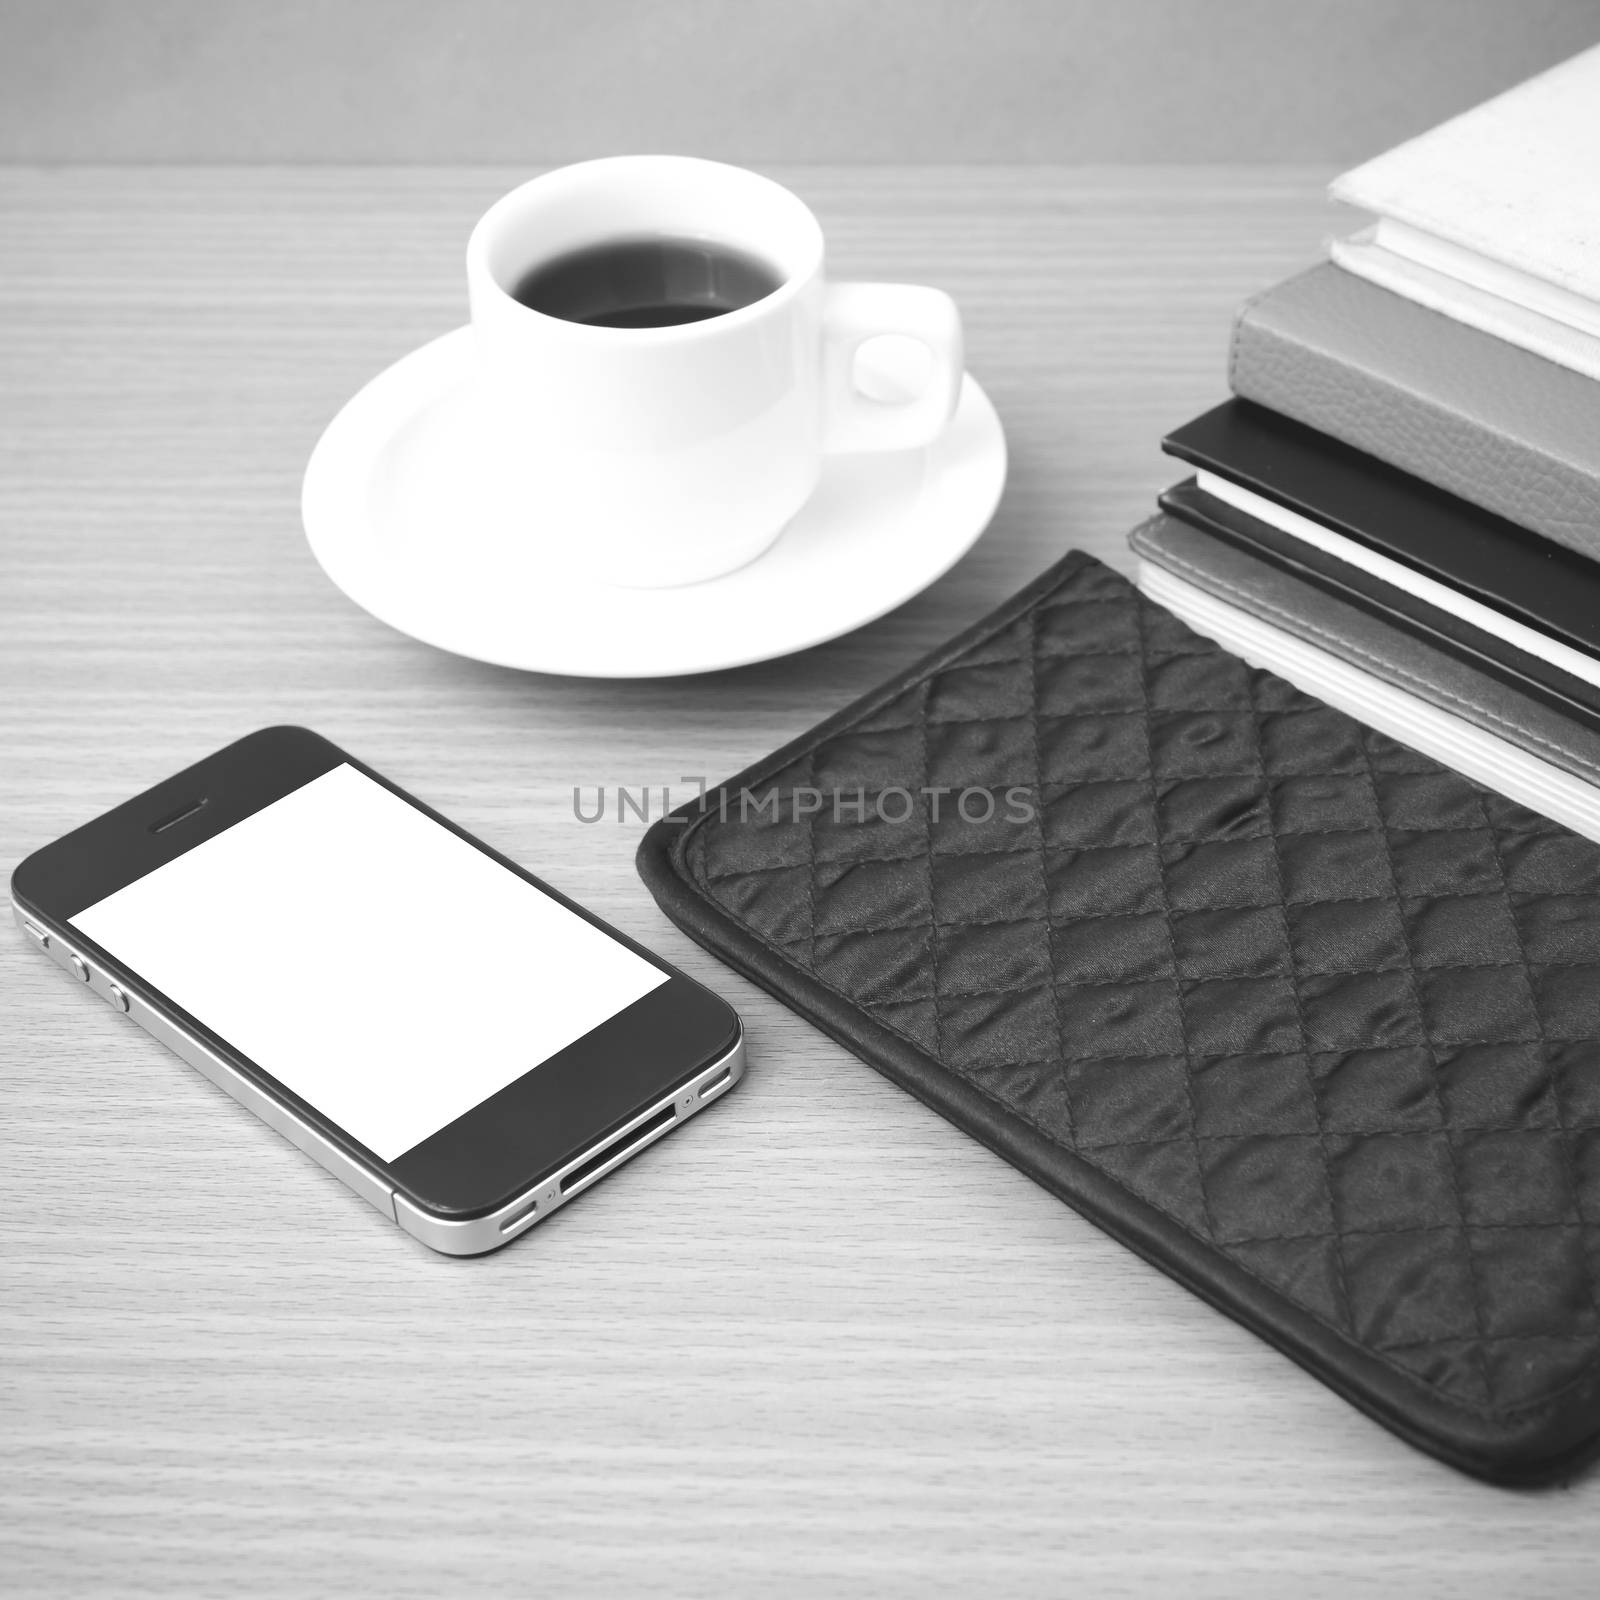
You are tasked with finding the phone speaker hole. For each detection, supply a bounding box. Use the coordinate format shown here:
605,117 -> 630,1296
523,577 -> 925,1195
700,1067 -> 732,1097
559,1104 -> 677,1196
499,1197 -> 538,1234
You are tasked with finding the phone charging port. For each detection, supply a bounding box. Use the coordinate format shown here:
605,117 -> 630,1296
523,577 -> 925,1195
560,1103 -> 677,1196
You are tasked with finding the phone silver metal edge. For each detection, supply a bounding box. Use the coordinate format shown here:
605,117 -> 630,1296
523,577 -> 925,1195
14,903 -> 746,1257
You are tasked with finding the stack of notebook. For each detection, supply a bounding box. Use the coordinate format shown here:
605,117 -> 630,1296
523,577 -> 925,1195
1134,43 -> 1600,842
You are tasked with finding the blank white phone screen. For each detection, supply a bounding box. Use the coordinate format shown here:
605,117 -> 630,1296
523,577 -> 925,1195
71,763 -> 668,1161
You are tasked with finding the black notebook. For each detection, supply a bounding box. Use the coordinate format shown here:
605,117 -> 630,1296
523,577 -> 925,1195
1162,400 -> 1600,663
1157,477 -> 1600,739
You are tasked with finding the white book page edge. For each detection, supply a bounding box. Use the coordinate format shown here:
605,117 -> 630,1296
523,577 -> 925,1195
1193,471 -> 1600,693
1330,235 -> 1600,384
1137,561 -> 1600,846
1374,220 -> 1600,340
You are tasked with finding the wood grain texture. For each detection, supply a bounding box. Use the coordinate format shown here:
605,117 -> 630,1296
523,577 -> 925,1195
3,167 -> 1594,1598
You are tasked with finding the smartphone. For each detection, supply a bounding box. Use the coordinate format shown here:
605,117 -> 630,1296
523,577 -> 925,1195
10,726 -> 744,1255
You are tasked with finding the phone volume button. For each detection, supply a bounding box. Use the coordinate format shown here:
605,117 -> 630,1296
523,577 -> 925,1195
68,953 -> 90,983
107,983 -> 130,1013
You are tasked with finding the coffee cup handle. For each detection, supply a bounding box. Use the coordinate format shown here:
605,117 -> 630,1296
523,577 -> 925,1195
821,283 -> 964,453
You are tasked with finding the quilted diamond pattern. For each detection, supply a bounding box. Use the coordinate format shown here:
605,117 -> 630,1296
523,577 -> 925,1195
669,555 -> 1600,1437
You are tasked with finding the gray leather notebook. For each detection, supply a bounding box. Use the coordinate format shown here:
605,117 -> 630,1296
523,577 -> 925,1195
1131,513 -> 1600,846
1229,264 -> 1600,562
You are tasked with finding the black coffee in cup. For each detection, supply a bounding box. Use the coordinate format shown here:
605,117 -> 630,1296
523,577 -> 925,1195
511,235 -> 784,328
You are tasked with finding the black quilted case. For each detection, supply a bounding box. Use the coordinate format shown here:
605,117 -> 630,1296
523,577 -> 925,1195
637,546 -> 1600,1483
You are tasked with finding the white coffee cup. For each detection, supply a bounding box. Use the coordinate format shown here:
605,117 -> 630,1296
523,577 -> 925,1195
465,155 -> 964,588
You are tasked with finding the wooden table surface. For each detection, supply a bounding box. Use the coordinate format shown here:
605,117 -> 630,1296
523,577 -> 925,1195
4,167 -> 1596,1598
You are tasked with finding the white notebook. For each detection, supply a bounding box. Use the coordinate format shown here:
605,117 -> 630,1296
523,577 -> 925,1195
1331,43 -> 1600,360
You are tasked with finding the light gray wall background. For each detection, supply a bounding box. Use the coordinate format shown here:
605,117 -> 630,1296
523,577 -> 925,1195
0,0 -> 1595,164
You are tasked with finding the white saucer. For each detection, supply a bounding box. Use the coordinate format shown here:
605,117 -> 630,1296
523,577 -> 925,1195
302,326 -> 1006,678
